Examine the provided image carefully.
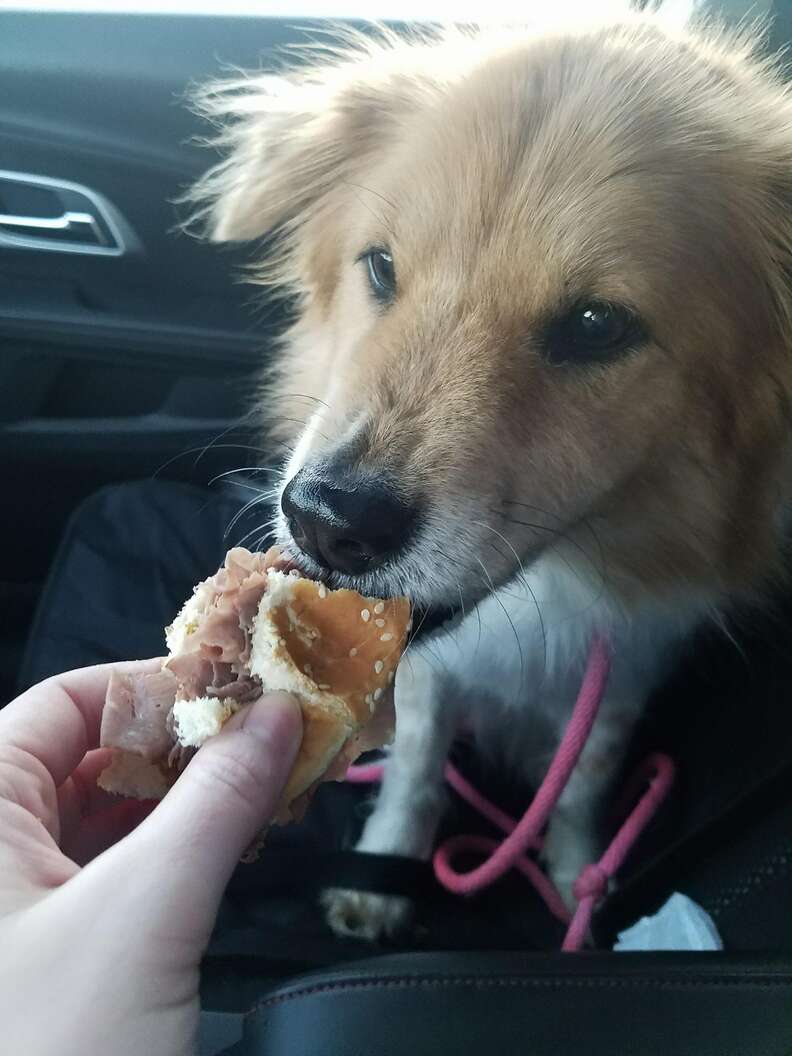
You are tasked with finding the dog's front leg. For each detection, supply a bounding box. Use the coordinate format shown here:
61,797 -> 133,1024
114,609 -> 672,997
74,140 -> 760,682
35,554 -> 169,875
540,699 -> 639,911
323,649 -> 457,941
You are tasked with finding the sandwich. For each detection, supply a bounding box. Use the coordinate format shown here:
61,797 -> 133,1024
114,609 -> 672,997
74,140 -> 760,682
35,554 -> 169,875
98,546 -> 410,825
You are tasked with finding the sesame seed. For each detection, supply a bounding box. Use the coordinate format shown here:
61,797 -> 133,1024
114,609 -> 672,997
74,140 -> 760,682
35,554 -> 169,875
374,660 -> 384,674
374,601 -> 385,615
288,568 -> 300,578
318,583 -> 327,598
374,688 -> 383,701
365,692 -> 373,706
375,618 -> 385,628
349,647 -> 358,658
279,638 -> 286,647
388,671 -> 395,684
318,682 -> 330,690
361,608 -> 370,622
380,632 -> 393,642
303,663 -> 313,674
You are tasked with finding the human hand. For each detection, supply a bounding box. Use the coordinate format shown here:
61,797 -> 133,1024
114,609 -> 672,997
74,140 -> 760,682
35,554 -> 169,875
0,660 -> 302,1056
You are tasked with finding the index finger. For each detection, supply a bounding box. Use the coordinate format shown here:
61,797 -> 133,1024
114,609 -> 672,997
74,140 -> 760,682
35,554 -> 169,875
0,659 -> 163,787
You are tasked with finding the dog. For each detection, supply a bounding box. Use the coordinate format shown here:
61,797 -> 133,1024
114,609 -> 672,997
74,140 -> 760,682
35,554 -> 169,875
190,1 -> 792,939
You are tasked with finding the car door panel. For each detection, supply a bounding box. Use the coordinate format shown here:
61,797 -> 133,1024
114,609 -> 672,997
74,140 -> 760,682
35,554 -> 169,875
0,10 -> 311,698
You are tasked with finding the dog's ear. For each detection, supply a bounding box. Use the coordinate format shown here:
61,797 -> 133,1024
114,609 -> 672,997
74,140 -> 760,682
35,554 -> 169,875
189,43 -> 430,243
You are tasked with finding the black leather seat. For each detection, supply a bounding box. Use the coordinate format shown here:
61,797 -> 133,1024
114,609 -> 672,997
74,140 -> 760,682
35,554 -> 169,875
201,951 -> 792,1056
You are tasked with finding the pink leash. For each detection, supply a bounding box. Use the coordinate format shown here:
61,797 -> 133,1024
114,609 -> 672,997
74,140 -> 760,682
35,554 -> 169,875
347,634 -> 675,951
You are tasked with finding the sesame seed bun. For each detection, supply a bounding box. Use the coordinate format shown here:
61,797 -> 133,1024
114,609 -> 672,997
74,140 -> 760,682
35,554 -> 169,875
98,547 -> 410,828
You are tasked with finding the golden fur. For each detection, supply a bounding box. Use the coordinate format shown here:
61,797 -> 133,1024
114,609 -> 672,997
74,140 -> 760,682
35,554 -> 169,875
191,8 -> 792,614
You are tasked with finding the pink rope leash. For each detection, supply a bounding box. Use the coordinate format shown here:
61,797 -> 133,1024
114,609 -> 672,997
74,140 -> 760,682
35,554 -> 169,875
561,751 -> 675,950
346,634 -> 675,952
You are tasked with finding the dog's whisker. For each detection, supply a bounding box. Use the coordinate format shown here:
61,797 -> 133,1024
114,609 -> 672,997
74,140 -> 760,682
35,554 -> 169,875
490,511 -> 606,609
497,503 -> 606,587
223,492 -> 276,541
152,437 -> 266,479
475,525 -> 547,675
426,542 -> 471,658
277,392 -> 331,411
472,552 -> 526,686
154,406 -> 319,483
410,640 -> 447,680
258,414 -> 334,445
233,516 -> 278,549
219,479 -> 268,496
189,409 -> 262,469
404,604 -> 433,653
208,465 -> 281,487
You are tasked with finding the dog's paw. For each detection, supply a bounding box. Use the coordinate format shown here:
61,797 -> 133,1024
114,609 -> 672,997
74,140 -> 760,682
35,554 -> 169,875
321,887 -> 413,942
541,816 -> 602,912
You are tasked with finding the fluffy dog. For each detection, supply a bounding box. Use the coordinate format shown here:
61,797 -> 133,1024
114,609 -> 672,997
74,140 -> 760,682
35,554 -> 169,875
191,1 -> 792,938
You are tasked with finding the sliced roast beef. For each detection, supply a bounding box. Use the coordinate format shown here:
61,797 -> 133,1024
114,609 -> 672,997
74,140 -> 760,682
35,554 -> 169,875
101,668 -> 178,761
101,548 -> 288,764
165,546 -> 289,697
196,606 -> 247,663
165,653 -> 216,701
206,676 -> 261,703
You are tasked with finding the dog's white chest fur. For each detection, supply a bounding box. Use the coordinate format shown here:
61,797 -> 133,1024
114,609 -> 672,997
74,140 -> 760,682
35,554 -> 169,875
419,550 -> 700,759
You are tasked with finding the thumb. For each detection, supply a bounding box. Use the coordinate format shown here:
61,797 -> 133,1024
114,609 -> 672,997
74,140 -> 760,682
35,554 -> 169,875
107,692 -> 302,936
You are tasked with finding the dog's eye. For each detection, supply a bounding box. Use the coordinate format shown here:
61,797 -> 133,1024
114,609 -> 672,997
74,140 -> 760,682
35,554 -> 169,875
545,302 -> 640,365
363,249 -> 396,303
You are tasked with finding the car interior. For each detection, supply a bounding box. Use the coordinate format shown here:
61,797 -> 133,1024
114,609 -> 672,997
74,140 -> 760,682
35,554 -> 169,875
3,2 -> 792,1053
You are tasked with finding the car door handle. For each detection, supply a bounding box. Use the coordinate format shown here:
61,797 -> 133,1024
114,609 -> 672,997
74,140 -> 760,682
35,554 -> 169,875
0,170 -> 135,256
0,208 -> 110,246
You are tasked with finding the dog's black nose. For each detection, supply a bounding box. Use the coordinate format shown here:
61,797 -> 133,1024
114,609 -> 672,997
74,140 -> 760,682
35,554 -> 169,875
282,468 -> 416,575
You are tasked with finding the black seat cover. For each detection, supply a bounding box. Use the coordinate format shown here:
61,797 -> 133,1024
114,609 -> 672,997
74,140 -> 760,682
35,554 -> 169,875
203,951 -> 792,1056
